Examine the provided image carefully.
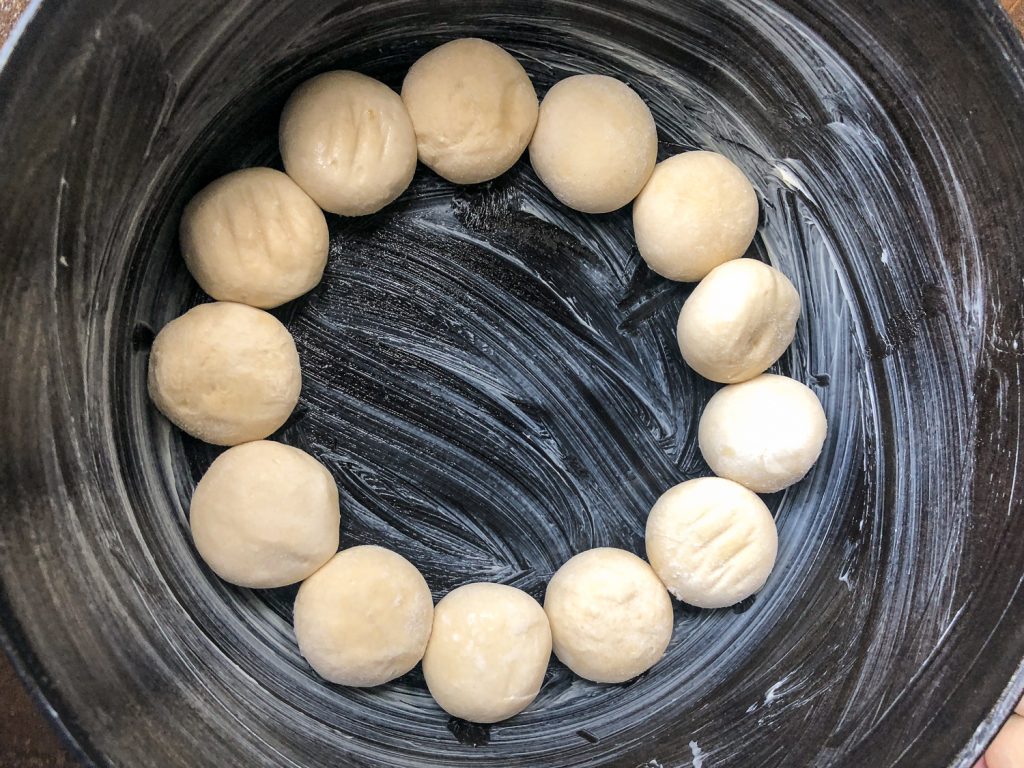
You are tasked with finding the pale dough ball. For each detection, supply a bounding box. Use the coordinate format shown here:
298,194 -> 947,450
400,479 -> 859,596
529,74 -> 657,213
543,548 -> 673,683
401,38 -> 538,184
189,441 -> 339,588
678,259 -> 801,384
987,714 -> 1024,768
280,71 -> 417,216
646,477 -> 778,609
699,374 -> 827,493
423,583 -> 551,723
180,168 -> 329,309
294,546 -> 433,687
148,302 -> 301,446
633,151 -> 759,281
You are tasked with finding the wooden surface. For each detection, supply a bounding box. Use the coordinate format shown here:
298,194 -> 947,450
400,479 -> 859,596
0,2 -> 1021,767
0,0 -> 29,45
0,658 -> 76,767
1009,0 -> 1024,28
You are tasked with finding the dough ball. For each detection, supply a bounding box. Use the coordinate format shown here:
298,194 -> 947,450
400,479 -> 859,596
180,168 -> 329,309
401,38 -> 538,184
294,546 -> 433,687
529,74 -> 657,213
543,548 -> 673,683
280,71 -> 417,216
148,302 -> 301,446
678,259 -> 800,384
699,374 -> 827,493
423,583 -> 551,723
189,441 -> 339,588
633,151 -> 759,281
646,477 -> 778,609
987,714 -> 1024,768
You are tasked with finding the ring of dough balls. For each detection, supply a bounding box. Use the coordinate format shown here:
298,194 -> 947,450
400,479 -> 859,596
543,547 -> 673,683
677,259 -> 800,384
154,48 -> 827,715
189,441 -> 339,588
422,582 -> 551,723
646,477 -> 778,609
180,167 -> 329,309
293,546 -> 434,687
147,302 -> 301,446
699,373 -> 827,493
280,71 -> 417,216
529,74 -> 657,214
401,38 -> 538,184
633,151 -> 759,282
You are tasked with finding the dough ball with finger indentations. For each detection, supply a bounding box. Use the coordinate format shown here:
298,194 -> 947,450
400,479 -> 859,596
678,259 -> 801,384
401,38 -> 538,184
699,374 -> 827,493
529,74 -> 657,213
646,477 -> 778,609
147,302 -> 301,446
633,151 -> 759,282
294,546 -> 434,687
422,583 -> 551,723
180,167 -> 329,309
544,548 -> 673,683
280,71 -> 417,216
189,441 -> 340,588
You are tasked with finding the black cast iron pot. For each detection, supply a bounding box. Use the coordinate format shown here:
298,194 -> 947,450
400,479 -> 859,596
2,1 -> 1024,766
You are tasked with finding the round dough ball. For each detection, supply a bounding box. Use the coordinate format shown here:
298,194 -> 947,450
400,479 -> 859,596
180,168 -> 329,309
294,546 -> 433,687
646,477 -> 778,609
148,302 -> 301,446
987,714 -> 1024,768
189,441 -> 339,588
423,583 -> 551,723
678,259 -> 800,384
401,38 -> 538,184
633,151 -> 759,281
280,71 -> 417,216
699,374 -> 827,493
543,548 -> 673,683
529,74 -> 657,213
